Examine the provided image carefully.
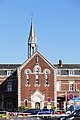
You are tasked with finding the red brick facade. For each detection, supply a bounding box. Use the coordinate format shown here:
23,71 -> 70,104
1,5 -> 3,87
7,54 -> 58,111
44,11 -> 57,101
18,52 -> 55,109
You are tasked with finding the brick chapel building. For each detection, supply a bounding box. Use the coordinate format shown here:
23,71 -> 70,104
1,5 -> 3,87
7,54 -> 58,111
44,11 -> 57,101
17,20 -> 56,109
0,20 -> 80,111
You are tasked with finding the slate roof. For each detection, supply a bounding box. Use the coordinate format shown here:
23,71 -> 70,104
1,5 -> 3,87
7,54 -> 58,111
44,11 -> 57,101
0,63 -> 80,70
54,64 -> 80,69
0,64 -> 21,69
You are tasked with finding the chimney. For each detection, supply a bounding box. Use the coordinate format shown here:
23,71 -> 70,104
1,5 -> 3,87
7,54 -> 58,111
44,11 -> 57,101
58,59 -> 63,67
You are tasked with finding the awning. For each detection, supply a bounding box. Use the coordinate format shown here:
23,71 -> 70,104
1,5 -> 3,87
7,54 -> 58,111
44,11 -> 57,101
73,97 -> 80,102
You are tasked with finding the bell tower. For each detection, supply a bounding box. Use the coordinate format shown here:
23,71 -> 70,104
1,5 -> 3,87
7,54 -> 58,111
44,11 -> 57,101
28,19 -> 38,58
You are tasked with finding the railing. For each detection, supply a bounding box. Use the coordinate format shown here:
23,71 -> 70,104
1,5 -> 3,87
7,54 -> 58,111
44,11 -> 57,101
6,112 -> 65,120
3,109 -> 66,120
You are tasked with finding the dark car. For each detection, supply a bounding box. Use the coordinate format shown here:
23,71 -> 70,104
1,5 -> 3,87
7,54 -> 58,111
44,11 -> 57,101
37,108 -> 54,115
57,108 -> 80,120
23,108 -> 40,115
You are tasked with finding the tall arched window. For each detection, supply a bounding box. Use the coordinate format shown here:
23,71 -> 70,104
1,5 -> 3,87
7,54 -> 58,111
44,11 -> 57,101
33,65 -> 41,86
25,69 -> 31,86
43,69 -> 50,86
45,70 -> 49,85
35,68 -> 39,85
26,70 -> 30,85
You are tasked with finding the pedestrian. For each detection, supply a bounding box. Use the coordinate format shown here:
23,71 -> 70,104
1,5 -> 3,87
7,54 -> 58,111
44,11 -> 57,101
67,103 -> 74,112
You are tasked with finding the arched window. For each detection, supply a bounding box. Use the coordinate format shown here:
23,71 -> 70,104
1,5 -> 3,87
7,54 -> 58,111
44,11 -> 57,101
43,69 -> 50,86
45,70 -> 49,85
33,65 -> 41,86
35,68 -> 39,85
25,69 -> 31,86
25,100 -> 27,107
24,99 -> 28,107
26,71 -> 30,85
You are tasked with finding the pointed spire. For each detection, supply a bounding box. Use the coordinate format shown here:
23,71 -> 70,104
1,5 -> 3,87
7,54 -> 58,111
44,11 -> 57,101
28,19 -> 35,42
28,19 -> 38,58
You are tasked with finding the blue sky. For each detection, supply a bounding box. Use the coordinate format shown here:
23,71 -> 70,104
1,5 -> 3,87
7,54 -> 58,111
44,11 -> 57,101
0,0 -> 80,64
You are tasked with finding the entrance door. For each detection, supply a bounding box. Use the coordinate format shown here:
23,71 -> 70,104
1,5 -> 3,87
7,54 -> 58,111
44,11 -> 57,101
31,90 -> 44,109
35,102 -> 40,109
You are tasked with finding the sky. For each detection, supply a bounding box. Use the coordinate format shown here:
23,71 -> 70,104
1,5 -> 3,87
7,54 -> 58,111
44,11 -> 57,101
0,0 -> 80,64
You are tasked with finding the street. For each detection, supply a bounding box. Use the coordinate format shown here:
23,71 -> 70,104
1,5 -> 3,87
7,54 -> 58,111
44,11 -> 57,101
10,117 -> 42,120
9,117 -> 56,120
0,117 -> 58,120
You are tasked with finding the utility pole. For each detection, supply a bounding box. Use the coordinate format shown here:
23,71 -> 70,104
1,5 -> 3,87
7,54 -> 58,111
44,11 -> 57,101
65,91 -> 67,110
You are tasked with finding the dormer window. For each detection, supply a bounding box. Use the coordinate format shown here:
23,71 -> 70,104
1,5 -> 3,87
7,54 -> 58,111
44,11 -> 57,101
7,70 -> 13,76
66,70 -> 69,75
69,70 -> 75,75
57,70 -> 61,75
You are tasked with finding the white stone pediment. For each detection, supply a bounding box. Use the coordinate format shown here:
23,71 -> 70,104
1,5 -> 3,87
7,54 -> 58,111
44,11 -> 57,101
31,90 -> 44,102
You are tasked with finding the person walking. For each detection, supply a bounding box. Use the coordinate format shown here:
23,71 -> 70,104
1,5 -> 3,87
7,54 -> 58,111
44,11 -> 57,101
67,103 -> 74,112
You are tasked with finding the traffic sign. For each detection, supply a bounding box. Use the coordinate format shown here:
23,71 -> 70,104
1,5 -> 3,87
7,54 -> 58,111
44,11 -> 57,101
47,97 -> 51,102
68,93 -> 74,100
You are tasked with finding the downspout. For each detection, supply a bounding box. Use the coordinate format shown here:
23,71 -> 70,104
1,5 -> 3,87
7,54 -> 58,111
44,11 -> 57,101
17,67 -> 21,107
54,68 -> 57,109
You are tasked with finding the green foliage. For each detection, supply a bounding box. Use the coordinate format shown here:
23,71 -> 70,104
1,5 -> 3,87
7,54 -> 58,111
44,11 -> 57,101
51,106 -> 56,111
18,106 -> 28,112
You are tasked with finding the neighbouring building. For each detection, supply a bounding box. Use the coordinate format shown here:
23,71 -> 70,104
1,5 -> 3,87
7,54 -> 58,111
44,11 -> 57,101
56,61 -> 80,110
0,64 -> 20,111
0,20 -> 80,111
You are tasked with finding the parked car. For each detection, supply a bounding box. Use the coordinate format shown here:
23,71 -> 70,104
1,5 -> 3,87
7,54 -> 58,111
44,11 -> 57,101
57,108 -> 80,120
23,108 -> 40,115
37,108 -> 54,115
0,111 -> 7,119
